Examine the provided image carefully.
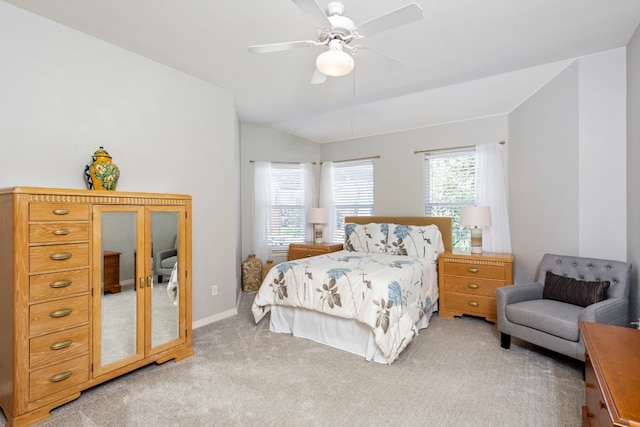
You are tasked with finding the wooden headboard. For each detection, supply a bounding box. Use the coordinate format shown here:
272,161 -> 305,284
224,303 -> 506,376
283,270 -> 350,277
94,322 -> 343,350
344,216 -> 453,252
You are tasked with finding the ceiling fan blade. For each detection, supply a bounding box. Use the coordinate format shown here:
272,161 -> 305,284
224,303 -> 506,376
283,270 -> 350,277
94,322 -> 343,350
248,40 -> 319,54
292,0 -> 332,28
310,68 -> 327,85
358,46 -> 403,72
355,3 -> 423,36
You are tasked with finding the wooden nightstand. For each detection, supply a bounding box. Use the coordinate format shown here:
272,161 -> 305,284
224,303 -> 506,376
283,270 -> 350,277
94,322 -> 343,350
438,251 -> 514,323
103,251 -> 121,294
288,242 -> 343,261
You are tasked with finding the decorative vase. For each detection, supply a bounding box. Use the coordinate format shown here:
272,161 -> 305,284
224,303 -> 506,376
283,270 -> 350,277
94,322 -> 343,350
262,260 -> 274,281
242,254 -> 262,292
84,146 -> 120,190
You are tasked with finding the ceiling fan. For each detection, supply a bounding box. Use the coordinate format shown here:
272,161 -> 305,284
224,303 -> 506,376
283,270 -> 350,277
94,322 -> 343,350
248,1 -> 423,84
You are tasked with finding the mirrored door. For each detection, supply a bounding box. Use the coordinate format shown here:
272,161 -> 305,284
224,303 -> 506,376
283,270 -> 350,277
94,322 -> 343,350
93,206 -> 145,375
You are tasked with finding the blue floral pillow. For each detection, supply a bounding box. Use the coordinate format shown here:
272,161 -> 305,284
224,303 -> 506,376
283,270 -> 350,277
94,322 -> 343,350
344,223 -> 388,253
387,224 -> 444,260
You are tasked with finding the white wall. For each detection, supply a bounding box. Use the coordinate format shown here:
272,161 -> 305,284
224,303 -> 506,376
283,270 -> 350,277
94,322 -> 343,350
627,24 -> 640,323
578,48 -> 627,260
0,2 -> 239,324
320,116 -> 509,216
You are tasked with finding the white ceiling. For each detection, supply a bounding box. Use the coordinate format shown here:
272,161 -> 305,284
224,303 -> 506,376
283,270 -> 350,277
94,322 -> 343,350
5,0 -> 640,142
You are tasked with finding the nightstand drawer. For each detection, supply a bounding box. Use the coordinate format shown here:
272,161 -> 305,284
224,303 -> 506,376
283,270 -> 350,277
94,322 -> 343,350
444,275 -> 504,297
443,291 -> 496,319
444,262 -> 506,280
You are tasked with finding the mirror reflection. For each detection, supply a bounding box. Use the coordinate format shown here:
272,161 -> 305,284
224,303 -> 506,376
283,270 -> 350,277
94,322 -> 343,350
101,212 -> 137,366
151,211 -> 179,348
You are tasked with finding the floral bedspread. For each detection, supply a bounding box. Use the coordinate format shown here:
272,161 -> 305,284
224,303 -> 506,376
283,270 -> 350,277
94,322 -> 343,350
252,250 -> 438,364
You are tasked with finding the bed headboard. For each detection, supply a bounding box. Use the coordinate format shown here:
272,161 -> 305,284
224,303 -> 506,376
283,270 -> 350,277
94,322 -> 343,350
344,216 -> 453,252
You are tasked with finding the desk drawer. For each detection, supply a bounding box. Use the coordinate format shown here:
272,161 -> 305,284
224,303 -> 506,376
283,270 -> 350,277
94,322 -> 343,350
30,203 -> 89,221
30,325 -> 89,370
29,269 -> 89,302
29,295 -> 89,336
30,223 -> 89,244
444,275 -> 504,297
29,243 -> 89,273
30,354 -> 89,402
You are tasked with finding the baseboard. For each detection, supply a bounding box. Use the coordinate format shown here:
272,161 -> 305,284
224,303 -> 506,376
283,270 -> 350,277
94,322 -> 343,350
192,307 -> 238,329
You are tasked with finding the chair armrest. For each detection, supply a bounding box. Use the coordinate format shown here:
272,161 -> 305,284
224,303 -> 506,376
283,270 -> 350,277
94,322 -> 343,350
496,283 -> 544,306
580,297 -> 629,326
156,248 -> 177,260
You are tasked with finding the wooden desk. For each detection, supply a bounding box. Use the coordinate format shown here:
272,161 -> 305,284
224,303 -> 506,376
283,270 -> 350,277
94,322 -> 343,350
580,321 -> 640,426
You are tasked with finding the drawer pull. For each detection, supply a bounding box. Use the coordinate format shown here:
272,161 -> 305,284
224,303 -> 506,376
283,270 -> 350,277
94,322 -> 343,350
305,254 -> 312,257
467,268 -> 479,273
52,229 -> 70,236
467,283 -> 479,289
49,308 -> 72,318
598,400 -> 607,410
585,381 -> 595,389
52,209 -> 70,215
49,371 -> 72,383
50,279 -> 72,288
50,340 -> 73,351
50,253 -> 72,261
468,301 -> 479,307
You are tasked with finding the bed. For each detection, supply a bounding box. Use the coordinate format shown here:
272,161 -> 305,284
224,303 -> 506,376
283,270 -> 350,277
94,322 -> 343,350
252,216 -> 452,364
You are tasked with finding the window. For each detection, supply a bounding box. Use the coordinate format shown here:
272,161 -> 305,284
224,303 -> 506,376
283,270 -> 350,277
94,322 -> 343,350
330,160 -> 374,242
267,163 -> 309,246
424,148 -> 476,251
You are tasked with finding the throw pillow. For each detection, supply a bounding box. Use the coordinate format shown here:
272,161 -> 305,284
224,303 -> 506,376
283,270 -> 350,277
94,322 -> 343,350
542,271 -> 610,307
387,223 -> 444,260
344,223 -> 388,253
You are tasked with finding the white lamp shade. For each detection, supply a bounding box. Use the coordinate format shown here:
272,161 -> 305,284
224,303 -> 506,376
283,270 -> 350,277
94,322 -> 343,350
460,206 -> 492,227
308,208 -> 328,224
316,49 -> 354,77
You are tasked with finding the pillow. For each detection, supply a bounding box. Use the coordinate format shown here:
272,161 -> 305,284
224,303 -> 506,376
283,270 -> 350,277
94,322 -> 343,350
542,271 -> 610,307
387,223 -> 444,260
344,223 -> 388,253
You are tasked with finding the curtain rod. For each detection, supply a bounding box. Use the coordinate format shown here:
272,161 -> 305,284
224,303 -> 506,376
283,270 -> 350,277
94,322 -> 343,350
321,155 -> 381,164
414,140 -> 506,155
249,160 -> 317,165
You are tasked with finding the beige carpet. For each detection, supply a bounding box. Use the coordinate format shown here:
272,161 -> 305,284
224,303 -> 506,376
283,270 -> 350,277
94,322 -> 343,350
1,292 -> 584,427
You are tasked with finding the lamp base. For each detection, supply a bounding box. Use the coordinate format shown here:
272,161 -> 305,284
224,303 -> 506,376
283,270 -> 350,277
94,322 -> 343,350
314,224 -> 324,244
470,227 -> 483,254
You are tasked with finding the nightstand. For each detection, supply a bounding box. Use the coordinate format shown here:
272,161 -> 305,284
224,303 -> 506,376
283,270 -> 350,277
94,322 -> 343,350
438,251 -> 514,323
288,242 -> 343,260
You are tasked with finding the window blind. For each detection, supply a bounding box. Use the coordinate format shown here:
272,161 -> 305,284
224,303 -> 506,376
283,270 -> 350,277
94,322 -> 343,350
269,164 -> 306,246
331,160 -> 374,242
424,148 -> 476,251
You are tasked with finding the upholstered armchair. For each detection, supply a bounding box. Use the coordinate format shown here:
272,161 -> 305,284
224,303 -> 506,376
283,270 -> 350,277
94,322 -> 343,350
155,235 -> 177,283
496,253 -> 631,361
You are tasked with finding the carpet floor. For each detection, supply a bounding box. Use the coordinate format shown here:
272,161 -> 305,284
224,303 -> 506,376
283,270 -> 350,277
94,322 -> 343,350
1,292 -> 584,426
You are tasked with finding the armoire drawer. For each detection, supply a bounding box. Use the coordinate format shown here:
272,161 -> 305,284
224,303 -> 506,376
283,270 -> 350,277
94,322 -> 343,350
30,354 -> 89,402
29,222 -> 89,243
30,325 -> 89,370
29,243 -> 89,273
29,295 -> 89,336
29,269 -> 89,302
30,202 -> 89,221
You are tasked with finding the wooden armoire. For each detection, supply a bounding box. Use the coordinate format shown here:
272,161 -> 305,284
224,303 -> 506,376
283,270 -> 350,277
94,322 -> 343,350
0,187 -> 193,426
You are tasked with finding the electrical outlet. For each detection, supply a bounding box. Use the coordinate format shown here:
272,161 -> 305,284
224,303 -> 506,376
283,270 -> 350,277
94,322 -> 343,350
211,285 -> 218,296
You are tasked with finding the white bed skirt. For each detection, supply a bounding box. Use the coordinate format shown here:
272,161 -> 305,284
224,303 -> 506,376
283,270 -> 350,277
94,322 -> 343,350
269,305 -> 435,364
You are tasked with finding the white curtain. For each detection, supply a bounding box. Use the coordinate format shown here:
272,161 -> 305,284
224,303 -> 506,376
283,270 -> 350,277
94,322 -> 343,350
475,143 -> 512,253
253,161 -> 271,262
319,161 -> 336,243
302,162 -> 315,242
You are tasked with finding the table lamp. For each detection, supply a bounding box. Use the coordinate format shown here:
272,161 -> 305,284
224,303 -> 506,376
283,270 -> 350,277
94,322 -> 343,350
308,208 -> 328,244
460,206 -> 492,254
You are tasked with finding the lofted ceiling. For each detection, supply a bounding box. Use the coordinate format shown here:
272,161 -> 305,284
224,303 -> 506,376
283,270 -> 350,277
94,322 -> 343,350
4,0 -> 640,143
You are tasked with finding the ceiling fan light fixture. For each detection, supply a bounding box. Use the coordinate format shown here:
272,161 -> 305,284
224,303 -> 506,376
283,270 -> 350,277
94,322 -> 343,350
316,48 -> 354,77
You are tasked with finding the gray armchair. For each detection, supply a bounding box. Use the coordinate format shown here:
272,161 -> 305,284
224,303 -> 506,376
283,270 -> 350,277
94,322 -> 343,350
155,235 -> 177,283
496,253 -> 631,361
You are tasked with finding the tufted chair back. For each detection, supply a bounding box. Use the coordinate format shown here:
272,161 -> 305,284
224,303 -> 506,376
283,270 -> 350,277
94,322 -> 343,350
536,253 -> 631,300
